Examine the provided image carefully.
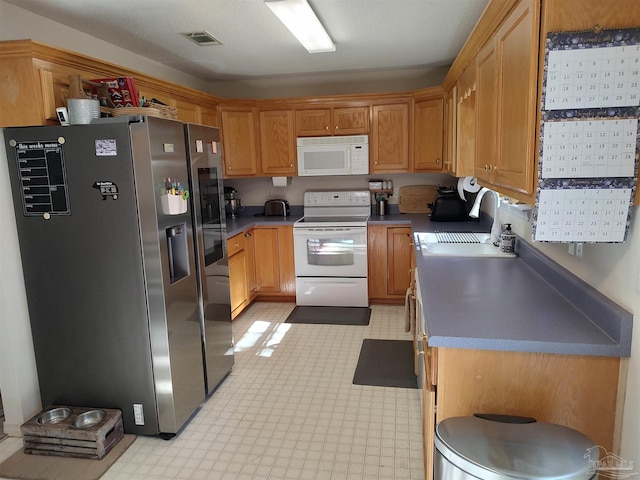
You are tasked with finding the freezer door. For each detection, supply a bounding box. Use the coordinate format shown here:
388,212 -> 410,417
185,123 -> 234,395
4,123 -> 160,435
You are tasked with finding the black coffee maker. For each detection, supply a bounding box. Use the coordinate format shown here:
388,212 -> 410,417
429,186 -> 473,222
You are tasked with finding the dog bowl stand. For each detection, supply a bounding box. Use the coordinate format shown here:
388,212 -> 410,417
21,406 -> 124,459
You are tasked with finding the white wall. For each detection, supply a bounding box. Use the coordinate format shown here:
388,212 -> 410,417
0,132 -> 41,436
0,0 -> 210,93
497,198 -> 639,462
225,173 -> 454,207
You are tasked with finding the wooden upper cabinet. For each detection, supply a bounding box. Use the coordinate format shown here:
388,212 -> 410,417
474,35 -> 499,184
220,108 -> 259,177
174,98 -> 201,124
295,106 -> 369,136
200,106 -> 218,127
296,108 -> 331,136
259,109 -> 296,176
333,107 -> 369,135
413,98 -> 444,172
455,65 -> 476,177
371,103 -> 410,172
494,0 -> 538,194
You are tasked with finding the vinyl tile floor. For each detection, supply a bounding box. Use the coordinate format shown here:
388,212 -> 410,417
0,302 -> 424,480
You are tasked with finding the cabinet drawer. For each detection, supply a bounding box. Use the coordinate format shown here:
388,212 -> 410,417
227,233 -> 246,257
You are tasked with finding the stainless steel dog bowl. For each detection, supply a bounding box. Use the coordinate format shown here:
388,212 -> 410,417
36,407 -> 72,425
71,410 -> 105,429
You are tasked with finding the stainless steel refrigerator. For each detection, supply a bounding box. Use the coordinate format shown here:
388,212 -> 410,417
3,116 -> 233,437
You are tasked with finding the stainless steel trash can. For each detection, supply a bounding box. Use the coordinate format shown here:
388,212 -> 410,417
434,415 -> 598,480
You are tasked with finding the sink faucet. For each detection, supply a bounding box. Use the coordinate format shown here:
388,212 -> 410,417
469,187 -> 501,245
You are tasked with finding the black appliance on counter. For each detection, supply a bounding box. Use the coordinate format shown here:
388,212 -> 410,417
429,186 -> 473,222
264,199 -> 290,217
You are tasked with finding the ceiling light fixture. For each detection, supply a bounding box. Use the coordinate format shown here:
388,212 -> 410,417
264,0 -> 335,53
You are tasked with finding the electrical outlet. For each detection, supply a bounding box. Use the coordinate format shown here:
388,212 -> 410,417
575,242 -> 584,259
265,189 -> 273,200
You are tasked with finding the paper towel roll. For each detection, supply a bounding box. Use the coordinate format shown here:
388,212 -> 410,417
272,176 -> 287,187
457,176 -> 481,200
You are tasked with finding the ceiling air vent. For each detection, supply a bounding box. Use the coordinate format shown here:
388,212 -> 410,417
181,31 -> 223,46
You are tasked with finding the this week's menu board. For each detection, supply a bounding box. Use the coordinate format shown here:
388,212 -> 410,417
533,28 -> 640,243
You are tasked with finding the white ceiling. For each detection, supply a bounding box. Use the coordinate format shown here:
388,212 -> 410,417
7,0 -> 490,97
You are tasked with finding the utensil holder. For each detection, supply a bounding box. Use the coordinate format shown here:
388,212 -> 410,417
161,194 -> 187,215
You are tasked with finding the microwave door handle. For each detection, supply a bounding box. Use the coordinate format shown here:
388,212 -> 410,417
345,147 -> 351,172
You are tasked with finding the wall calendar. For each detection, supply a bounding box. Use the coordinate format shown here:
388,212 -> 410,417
533,27 -> 640,243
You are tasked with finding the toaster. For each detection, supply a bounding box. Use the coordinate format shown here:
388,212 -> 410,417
264,199 -> 290,217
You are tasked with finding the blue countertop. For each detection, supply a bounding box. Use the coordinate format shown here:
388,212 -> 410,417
225,209 -> 632,357
414,237 -> 632,357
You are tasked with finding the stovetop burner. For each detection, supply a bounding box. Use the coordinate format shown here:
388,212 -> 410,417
295,215 -> 369,227
296,190 -> 371,228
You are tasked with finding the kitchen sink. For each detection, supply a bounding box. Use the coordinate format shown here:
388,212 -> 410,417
415,232 -> 516,258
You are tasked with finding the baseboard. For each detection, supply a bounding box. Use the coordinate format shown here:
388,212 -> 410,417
3,422 -> 22,437
254,295 -> 296,303
369,298 -> 404,305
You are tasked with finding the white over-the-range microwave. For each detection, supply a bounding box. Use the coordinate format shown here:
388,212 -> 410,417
297,135 -> 369,176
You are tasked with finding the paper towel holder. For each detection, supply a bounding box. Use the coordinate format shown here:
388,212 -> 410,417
272,176 -> 288,187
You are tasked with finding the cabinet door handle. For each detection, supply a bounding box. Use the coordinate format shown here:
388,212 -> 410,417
325,125 -> 329,130
335,125 -> 339,130
435,158 -> 440,164
289,163 -> 293,167
244,232 -> 252,238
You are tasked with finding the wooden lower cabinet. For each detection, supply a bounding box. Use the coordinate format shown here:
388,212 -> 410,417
228,231 -> 255,319
421,346 -> 620,479
421,349 -> 436,480
368,224 -> 413,302
253,225 -> 295,298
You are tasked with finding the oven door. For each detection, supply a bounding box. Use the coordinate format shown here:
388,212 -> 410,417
293,226 -> 367,277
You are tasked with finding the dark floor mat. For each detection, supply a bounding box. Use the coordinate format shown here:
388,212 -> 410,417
284,306 -> 371,325
353,339 -> 418,388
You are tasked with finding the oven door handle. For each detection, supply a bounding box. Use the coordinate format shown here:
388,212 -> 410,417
294,227 -> 367,234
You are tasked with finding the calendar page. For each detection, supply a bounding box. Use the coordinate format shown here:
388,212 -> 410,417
544,45 -> 640,110
533,28 -> 640,243
535,184 -> 631,242
540,115 -> 637,179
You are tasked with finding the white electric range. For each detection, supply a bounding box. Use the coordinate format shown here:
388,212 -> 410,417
293,190 -> 370,307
